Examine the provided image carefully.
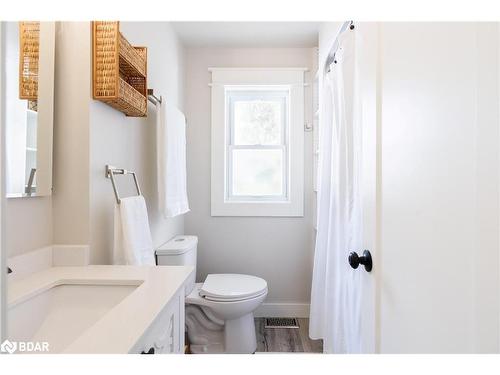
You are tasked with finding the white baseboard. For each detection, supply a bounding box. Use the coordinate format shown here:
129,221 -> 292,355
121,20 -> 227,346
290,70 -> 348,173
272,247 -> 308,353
254,303 -> 310,318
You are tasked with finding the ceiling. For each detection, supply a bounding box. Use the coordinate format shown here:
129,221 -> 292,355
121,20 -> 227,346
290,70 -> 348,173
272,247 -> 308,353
171,22 -> 320,48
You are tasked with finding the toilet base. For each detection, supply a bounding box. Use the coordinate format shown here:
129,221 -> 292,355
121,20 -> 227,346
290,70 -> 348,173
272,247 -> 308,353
224,313 -> 257,353
186,304 -> 258,354
190,343 -> 225,354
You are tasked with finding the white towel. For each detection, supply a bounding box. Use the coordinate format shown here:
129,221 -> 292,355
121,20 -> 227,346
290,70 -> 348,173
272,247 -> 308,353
156,100 -> 190,218
113,196 -> 155,266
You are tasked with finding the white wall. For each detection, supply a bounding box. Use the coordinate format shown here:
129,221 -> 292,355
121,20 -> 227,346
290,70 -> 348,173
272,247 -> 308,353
5,198 -> 53,257
4,22 -> 185,264
184,47 -> 316,315
89,22 -> 185,264
52,22 -> 91,251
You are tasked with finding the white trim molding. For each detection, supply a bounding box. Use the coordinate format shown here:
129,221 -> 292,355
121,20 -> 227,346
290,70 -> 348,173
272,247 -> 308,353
210,68 -> 305,217
208,67 -> 309,72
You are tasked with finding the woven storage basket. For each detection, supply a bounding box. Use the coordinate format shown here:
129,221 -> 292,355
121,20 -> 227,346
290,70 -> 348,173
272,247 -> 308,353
92,21 -> 147,117
19,21 -> 40,100
119,33 -> 146,77
107,78 -> 148,117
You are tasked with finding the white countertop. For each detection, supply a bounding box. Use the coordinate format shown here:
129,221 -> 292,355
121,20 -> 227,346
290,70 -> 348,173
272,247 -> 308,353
8,265 -> 194,353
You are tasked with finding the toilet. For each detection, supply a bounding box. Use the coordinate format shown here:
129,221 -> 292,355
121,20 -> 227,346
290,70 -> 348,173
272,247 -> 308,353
156,235 -> 268,354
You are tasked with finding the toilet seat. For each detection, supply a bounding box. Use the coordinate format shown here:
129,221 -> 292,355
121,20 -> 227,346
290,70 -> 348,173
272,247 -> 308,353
200,274 -> 268,302
202,289 -> 268,302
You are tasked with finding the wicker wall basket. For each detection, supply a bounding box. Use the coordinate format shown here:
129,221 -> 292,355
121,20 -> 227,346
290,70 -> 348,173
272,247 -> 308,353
19,21 -> 40,100
92,21 -> 148,117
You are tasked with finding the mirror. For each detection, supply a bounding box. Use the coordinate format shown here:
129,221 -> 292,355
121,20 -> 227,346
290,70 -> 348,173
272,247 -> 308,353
2,21 -> 55,197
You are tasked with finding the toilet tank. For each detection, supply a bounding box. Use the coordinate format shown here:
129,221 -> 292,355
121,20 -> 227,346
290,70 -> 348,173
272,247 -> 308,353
156,235 -> 198,295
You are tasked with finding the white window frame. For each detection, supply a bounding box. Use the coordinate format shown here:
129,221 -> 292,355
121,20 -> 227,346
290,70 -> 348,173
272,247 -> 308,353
210,68 -> 305,217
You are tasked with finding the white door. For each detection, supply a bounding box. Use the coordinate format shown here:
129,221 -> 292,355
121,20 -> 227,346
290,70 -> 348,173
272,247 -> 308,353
0,21 -> 5,343
358,22 -> 500,353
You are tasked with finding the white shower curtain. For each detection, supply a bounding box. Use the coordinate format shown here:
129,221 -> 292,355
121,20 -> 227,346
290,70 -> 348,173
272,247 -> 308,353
309,29 -> 363,353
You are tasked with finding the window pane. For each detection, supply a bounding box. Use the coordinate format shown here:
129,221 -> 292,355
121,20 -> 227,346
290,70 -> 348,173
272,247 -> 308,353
232,149 -> 283,196
233,100 -> 282,145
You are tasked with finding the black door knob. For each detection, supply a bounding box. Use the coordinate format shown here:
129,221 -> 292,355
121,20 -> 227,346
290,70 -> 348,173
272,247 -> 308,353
141,347 -> 155,354
348,250 -> 373,272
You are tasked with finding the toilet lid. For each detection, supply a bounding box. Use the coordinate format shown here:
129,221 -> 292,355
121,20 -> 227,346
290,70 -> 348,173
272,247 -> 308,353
200,274 -> 267,301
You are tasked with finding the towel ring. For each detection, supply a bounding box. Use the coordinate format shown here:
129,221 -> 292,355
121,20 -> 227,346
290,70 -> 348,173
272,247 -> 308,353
105,165 -> 142,204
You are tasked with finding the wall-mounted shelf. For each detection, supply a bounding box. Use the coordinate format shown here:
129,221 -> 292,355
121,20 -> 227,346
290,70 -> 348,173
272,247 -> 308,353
92,21 -> 148,117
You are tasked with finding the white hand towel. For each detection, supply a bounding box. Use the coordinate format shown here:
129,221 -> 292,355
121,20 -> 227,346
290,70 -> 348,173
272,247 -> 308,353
157,100 -> 190,218
113,196 -> 155,266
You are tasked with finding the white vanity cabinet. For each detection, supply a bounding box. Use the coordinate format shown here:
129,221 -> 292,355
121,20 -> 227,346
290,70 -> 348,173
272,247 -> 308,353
8,258 -> 194,354
131,287 -> 185,354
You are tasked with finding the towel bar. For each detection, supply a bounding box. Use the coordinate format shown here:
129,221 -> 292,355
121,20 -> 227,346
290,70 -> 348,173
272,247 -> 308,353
147,89 -> 162,105
105,165 -> 142,204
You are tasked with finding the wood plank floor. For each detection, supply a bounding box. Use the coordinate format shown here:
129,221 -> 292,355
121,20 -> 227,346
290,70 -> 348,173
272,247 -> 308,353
255,318 -> 323,353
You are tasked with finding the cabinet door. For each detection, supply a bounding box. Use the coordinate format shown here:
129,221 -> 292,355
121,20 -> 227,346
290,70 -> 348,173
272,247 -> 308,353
153,289 -> 184,354
171,288 -> 185,353
131,287 -> 185,354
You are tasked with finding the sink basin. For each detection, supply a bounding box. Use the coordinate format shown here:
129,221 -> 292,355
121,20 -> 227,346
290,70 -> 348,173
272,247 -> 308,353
9,283 -> 139,353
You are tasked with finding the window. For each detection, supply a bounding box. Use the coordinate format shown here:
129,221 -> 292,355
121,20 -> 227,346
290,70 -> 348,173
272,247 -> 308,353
211,68 -> 305,216
226,89 -> 288,201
